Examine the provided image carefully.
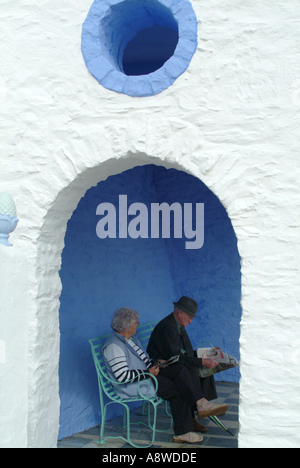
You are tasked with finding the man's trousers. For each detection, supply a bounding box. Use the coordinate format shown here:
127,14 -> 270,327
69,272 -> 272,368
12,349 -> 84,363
156,363 -> 204,435
156,361 -> 217,435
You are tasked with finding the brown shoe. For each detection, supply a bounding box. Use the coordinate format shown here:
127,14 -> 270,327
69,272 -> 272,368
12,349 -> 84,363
197,403 -> 229,419
193,419 -> 208,433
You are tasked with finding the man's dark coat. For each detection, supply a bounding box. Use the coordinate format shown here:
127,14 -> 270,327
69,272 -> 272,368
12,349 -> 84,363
147,313 -> 217,401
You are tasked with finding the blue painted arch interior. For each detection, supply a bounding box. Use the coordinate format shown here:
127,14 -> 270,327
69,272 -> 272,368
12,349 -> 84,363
81,0 -> 198,96
58,165 -> 241,439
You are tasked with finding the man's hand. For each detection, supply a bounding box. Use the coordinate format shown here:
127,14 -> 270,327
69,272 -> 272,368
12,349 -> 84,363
202,358 -> 219,369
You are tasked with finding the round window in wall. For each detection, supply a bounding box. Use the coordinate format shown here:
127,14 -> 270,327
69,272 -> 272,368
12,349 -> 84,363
81,0 -> 198,97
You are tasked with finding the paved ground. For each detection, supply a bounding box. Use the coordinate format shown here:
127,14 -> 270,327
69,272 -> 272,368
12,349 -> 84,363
58,381 -> 239,449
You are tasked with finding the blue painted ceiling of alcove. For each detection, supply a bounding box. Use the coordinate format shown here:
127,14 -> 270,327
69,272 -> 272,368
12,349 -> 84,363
58,165 -> 241,440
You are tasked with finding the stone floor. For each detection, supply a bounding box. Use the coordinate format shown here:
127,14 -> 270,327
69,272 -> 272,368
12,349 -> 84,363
58,381 -> 239,449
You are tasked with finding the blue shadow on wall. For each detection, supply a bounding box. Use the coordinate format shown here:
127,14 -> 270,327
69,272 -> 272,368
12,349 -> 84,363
58,165 -> 241,440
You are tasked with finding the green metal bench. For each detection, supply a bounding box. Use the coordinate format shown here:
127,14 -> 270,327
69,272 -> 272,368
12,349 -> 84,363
89,321 -> 172,448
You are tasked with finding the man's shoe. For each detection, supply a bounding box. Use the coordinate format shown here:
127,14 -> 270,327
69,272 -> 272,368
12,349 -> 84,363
173,432 -> 203,444
197,403 -> 229,419
193,419 -> 208,433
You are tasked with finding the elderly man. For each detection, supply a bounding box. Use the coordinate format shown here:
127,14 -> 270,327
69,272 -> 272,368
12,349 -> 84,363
147,296 -> 227,433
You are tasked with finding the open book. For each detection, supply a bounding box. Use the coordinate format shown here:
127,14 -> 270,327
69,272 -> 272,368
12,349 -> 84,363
197,347 -> 239,378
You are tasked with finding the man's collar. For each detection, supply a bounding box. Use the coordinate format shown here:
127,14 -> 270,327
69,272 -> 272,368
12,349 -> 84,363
173,314 -> 183,333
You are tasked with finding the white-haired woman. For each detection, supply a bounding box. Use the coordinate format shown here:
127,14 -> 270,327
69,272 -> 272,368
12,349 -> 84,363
102,307 -> 217,444
103,307 -> 159,399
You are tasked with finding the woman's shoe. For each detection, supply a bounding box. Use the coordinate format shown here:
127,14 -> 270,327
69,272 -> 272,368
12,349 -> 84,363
197,403 -> 229,419
173,432 -> 203,444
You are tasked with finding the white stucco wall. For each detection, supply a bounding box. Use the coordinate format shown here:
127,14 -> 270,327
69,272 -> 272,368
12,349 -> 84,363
0,247 -> 28,448
0,0 -> 300,447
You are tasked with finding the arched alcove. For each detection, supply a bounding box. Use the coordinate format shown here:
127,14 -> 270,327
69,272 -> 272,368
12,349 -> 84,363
58,164 -> 241,440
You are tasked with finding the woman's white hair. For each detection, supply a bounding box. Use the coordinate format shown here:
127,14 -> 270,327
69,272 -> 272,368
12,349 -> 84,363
111,307 -> 139,333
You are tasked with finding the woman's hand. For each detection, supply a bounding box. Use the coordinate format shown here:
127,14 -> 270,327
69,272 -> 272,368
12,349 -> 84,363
156,359 -> 167,368
149,365 -> 160,377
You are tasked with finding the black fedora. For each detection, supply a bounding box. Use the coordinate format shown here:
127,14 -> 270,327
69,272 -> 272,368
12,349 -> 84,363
173,296 -> 198,317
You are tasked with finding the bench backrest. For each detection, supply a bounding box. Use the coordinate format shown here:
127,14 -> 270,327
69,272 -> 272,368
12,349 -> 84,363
89,334 -> 116,400
136,320 -> 158,350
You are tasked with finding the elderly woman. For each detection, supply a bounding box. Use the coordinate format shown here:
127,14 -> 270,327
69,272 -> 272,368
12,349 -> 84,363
103,307 -> 225,444
103,307 -> 158,400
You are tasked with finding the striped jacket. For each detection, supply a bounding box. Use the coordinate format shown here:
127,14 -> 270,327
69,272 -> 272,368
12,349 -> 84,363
102,330 -> 156,399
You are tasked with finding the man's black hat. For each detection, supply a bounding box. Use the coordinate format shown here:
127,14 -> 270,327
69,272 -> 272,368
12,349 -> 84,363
173,296 -> 198,317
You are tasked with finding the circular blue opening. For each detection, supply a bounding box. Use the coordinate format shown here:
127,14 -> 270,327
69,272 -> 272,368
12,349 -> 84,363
81,0 -> 198,97
122,25 -> 179,76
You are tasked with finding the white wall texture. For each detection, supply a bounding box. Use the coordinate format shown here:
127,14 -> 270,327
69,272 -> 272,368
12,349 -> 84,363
0,247 -> 28,448
0,0 -> 300,448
